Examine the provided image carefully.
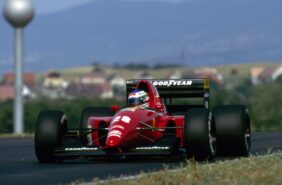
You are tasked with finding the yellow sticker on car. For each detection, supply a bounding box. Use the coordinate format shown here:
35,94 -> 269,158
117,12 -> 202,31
204,79 -> 209,89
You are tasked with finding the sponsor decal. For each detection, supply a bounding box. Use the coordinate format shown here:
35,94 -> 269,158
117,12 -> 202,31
204,79 -> 209,89
112,116 -> 121,123
108,130 -> 122,138
152,80 -> 192,87
121,116 -> 131,123
111,116 -> 131,124
111,125 -> 125,130
135,146 -> 170,150
65,147 -> 98,151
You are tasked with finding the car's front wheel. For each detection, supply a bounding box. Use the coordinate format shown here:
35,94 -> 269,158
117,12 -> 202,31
35,110 -> 66,163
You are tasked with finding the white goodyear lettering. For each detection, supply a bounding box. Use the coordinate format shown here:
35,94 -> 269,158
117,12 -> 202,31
152,80 -> 192,87
135,146 -> 170,150
65,147 -> 98,151
108,130 -> 122,138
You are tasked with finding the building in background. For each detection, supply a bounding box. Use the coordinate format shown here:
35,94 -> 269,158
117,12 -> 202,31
41,71 -> 68,99
249,67 -> 264,85
0,85 -> 14,101
168,70 -> 182,79
0,73 -> 36,101
109,74 -> 126,99
134,71 -> 154,79
272,66 -> 282,81
65,70 -> 118,99
43,71 -> 68,88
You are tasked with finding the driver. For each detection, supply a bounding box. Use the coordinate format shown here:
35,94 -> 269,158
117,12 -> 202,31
128,89 -> 149,108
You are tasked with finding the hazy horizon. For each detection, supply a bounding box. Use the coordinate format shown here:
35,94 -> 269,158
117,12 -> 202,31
0,0 -> 281,76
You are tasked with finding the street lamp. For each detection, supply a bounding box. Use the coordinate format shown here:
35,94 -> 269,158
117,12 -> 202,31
3,0 -> 35,134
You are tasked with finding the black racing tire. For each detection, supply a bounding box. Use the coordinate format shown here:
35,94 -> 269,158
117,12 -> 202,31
79,107 -> 115,145
35,110 -> 65,163
184,108 -> 216,160
213,105 -> 251,156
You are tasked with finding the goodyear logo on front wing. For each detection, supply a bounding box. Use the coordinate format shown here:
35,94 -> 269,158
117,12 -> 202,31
152,80 -> 192,87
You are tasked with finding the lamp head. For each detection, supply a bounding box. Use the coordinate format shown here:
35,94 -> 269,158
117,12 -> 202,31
3,0 -> 35,28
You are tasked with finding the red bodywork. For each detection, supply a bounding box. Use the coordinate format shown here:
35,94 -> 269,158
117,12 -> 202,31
88,80 -> 184,151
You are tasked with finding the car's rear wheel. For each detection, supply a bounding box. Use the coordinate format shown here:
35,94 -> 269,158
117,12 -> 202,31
80,107 -> 114,145
35,110 -> 65,163
184,108 -> 216,160
213,105 -> 251,156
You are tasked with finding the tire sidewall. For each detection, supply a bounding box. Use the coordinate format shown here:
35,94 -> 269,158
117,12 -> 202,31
35,110 -> 64,163
213,105 -> 251,156
184,108 -> 216,160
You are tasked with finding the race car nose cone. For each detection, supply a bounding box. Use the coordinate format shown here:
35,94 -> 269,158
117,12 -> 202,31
106,137 -> 121,148
106,129 -> 123,148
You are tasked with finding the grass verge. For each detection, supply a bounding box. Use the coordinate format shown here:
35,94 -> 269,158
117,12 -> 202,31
86,153 -> 282,185
0,133 -> 34,138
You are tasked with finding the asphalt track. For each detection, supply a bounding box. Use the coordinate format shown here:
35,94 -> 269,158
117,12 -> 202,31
0,132 -> 281,185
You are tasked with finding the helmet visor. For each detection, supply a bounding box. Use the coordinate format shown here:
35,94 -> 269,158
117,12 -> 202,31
128,97 -> 144,106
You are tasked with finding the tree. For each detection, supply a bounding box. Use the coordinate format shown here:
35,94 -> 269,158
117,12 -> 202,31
250,84 -> 282,131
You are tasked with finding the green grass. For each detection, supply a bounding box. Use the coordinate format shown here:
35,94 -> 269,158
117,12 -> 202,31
0,133 -> 33,138
87,153 -> 282,185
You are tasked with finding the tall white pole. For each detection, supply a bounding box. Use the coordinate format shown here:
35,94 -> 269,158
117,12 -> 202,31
3,0 -> 35,134
14,28 -> 24,134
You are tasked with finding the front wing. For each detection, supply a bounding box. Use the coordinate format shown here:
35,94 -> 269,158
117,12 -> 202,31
53,134 -> 183,160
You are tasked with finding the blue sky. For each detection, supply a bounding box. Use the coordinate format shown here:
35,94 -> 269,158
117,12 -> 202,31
1,0 -> 245,15
34,0 -> 97,14
0,0 -> 278,75
0,0 -> 96,14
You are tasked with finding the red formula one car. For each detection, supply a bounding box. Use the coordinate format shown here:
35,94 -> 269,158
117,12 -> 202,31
35,79 -> 251,162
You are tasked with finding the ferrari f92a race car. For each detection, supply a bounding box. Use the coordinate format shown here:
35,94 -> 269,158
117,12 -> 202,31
35,79 -> 251,162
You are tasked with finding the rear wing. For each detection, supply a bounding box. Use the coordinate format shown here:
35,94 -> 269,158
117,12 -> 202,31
126,79 -> 210,115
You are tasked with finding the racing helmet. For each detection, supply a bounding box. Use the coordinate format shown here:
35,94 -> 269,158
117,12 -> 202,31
128,89 -> 149,107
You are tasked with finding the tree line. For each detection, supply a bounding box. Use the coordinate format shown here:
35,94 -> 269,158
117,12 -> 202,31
0,80 -> 281,133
